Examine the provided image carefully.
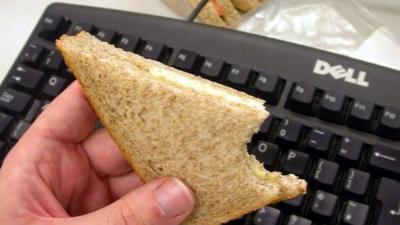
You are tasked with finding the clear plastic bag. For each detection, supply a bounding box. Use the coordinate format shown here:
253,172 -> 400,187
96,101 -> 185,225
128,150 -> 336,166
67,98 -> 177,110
236,0 -> 400,71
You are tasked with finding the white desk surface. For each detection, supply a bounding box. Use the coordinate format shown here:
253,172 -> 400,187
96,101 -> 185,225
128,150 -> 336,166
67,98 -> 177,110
0,0 -> 179,82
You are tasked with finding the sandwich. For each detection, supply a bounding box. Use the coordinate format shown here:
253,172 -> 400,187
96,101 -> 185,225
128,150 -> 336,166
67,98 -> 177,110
56,31 -> 306,225
165,0 -> 242,27
230,0 -> 263,12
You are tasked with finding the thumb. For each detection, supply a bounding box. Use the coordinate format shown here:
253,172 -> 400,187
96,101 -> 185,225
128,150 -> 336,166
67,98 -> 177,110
61,177 -> 195,225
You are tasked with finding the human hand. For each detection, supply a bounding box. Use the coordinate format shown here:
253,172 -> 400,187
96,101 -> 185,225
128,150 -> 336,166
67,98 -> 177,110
0,82 -> 194,225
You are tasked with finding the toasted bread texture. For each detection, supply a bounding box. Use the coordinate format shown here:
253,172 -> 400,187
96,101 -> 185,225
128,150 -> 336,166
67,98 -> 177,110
56,32 -> 306,225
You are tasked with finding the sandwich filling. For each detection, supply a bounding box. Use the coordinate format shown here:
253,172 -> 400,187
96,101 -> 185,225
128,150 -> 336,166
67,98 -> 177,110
248,156 -> 279,181
149,66 -> 265,110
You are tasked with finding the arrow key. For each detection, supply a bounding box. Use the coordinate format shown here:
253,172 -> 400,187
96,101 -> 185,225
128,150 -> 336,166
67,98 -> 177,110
368,145 -> 400,177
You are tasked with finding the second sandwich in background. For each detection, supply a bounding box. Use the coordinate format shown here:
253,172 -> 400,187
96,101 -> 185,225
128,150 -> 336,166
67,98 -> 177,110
164,0 -> 264,27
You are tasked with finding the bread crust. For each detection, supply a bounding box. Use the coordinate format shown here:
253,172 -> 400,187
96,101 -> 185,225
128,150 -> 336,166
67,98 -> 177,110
56,32 -> 306,225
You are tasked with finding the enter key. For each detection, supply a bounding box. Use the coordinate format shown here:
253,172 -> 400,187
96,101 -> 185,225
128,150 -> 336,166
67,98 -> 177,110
375,178 -> 400,225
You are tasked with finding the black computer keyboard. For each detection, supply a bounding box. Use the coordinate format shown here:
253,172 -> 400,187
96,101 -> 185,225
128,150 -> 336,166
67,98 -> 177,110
1,3 -> 400,225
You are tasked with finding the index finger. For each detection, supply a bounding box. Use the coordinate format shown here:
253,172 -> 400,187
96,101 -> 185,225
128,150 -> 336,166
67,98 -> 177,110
29,81 -> 98,143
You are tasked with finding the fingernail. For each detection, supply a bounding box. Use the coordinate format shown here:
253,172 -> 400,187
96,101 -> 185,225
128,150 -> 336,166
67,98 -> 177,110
155,178 -> 194,218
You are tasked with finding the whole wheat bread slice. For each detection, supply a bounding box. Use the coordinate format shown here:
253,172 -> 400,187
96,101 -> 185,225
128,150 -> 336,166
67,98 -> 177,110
56,32 -> 306,225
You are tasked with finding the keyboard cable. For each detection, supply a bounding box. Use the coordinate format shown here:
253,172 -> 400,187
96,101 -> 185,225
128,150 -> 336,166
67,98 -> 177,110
187,0 -> 211,22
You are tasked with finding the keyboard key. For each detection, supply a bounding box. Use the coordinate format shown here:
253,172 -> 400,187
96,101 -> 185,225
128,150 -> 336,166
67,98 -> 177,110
310,191 -> 338,222
66,21 -> 93,35
287,82 -> 317,115
38,14 -> 67,40
252,141 -> 280,169
312,159 -> 339,188
95,28 -> 116,43
42,49 -> 64,71
282,150 -> 310,177
172,49 -> 198,71
276,119 -> 303,149
141,41 -> 167,60
0,88 -> 31,113
0,112 -> 13,134
286,215 -> 312,225
317,90 -> 346,123
253,72 -> 283,105
368,145 -> 400,176
305,129 -> 332,157
200,57 -> 224,80
257,116 -> 275,137
375,178 -> 400,225
376,106 -> 400,140
343,169 -> 370,198
8,65 -> 44,90
225,64 -> 251,91
0,141 -> 7,163
21,43 -> 45,64
253,207 -> 281,225
24,100 -> 43,122
10,120 -> 31,140
337,137 -> 363,163
116,34 -> 140,51
42,75 -> 67,97
282,195 -> 304,211
341,201 -> 369,225
347,99 -> 375,131
39,100 -> 51,114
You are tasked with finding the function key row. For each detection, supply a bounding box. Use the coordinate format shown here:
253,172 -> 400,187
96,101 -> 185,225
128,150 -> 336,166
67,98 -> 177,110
287,82 -> 400,140
35,16 -> 400,143
171,49 -> 286,105
37,15 -> 173,63
35,15 -> 287,106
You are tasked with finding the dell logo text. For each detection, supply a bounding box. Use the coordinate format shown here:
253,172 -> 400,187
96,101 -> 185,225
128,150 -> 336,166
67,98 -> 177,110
313,59 -> 369,87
